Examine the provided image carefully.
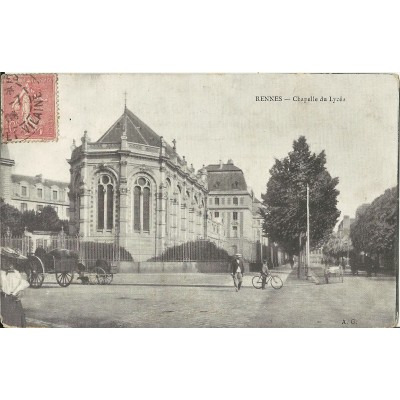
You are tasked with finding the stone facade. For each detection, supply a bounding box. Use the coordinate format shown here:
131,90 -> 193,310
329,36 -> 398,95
206,160 -> 267,259
68,108 -> 217,261
337,215 -> 355,237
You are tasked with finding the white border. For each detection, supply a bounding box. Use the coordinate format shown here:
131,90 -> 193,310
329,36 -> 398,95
1,1 -> 398,399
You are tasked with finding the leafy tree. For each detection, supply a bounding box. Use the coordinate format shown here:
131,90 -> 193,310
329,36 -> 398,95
35,206 -> 63,231
20,210 -> 37,232
0,200 -> 69,235
323,233 -> 353,260
350,187 -> 398,269
0,198 -> 23,235
260,136 -> 340,267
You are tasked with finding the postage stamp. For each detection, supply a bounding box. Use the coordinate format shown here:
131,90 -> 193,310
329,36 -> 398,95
1,74 -> 57,143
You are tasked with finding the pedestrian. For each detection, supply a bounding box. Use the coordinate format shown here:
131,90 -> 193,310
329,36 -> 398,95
261,258 -> 270,289
341,257 -> 346,272
289,256 -> 294,269
231,253 -> 244,292
0,247 -> 30,328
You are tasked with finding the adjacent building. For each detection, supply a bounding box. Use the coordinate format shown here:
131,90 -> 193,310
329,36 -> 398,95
337,215 -> 355,237
206,160 -> 267,259
0,143 -> 69,220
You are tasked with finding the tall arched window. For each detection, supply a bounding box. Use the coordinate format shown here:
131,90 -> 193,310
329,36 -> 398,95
97,174 -> 114,230
176,185 -> 182,236
165,179 -> 171,237
133,176 -> 152,232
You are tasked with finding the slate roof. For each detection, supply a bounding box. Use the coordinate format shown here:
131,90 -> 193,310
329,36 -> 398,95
97,108 -> 175,156
11,174 -> 69,188
206,162 -> 248,191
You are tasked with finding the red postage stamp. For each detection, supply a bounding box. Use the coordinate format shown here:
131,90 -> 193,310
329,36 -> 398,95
1,73 -> 57,143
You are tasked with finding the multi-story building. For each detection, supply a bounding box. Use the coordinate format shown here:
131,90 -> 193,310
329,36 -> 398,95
206,160 -> 267,259
0,143 -> 69,220
337,215 -> 355,237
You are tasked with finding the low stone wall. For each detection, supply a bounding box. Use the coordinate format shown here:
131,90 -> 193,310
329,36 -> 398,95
117,261 -> 231,274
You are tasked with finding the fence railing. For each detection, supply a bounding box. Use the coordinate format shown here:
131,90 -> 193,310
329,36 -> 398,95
1,236 -> 32,255
1,234 -> 264,264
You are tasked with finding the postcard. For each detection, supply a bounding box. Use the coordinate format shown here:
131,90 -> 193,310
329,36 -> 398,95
0,73 -> 398,328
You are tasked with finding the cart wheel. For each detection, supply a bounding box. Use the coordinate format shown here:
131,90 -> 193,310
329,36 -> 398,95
270,275 -> 283,289
89,273 -> 98,285
252,275 -> 262,289
56,272 -> 74,287
104,273 -> 113,285
27,256 -> 45,288
95,267 -> 107,285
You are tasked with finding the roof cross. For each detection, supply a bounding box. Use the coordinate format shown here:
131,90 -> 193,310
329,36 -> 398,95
123,91 -> 127,110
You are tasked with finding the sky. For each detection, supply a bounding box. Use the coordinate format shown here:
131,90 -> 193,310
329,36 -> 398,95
5,73 -> 399,220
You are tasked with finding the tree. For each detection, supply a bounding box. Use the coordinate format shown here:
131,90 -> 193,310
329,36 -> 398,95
0,198 -> 23,235
323,233 -> 353,260
35,206 -> 65,231
260,136 -> 340,271
350,187 -> 398,270
0,200 -> 69,235
21,210 -> 37,232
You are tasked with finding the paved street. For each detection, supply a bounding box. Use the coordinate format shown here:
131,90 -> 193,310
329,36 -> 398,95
21,264 -> 397,328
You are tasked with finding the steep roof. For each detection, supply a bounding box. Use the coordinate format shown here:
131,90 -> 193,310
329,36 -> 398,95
97,108 -> 175,156
11,174 -> 69,188
206,163 -> 242,172
206,162 -> 247,191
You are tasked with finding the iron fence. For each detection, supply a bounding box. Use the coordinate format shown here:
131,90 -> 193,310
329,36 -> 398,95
1,234 -> 262,264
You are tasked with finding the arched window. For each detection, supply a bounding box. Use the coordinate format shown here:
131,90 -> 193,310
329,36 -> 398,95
177,185 -> 182,234
133,176 -> 152,232
165,178 -> 171,237
97,174 -> 114,230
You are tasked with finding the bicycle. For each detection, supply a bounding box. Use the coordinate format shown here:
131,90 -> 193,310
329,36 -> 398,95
252,273 -> 283,289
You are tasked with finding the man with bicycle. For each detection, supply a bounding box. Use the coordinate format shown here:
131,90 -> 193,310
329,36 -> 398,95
261,258 -> 270,290
231,254 -> 244,292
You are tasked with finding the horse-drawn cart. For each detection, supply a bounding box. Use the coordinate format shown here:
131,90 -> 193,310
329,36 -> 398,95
26,249 -> 115,288
76,259 -> 115,285
26,249 -> 79,288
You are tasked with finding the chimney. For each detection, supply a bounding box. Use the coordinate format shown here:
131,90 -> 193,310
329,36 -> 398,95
219,159 -> 223,169
227,159 -> 233,165
35,174 -> 43,183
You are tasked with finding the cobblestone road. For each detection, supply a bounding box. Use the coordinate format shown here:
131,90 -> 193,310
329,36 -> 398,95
21,264 -> 396,328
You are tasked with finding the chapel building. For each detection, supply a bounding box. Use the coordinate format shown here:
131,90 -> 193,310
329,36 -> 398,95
67,107 -> 219,261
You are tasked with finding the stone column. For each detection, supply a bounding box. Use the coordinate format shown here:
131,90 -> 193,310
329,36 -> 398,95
118,160 -> 129,247
79,132 -> 91,237
157,137 -> 167,255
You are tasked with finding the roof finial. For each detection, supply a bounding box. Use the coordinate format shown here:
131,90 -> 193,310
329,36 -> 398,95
172,139 -> 176,152
123,91 -> 127,111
